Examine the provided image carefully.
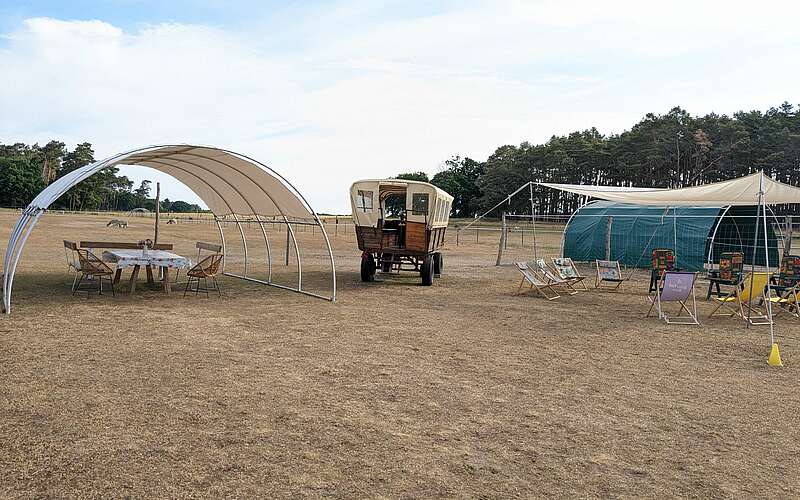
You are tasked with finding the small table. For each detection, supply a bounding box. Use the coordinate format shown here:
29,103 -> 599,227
103,250 -> 192,295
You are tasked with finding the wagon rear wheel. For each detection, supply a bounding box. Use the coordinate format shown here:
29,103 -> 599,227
420,256 -> 434,286
360,254 -> 376,282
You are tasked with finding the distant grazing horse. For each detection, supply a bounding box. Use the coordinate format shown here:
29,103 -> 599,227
166,218 -> 178,224
107,219 -> 128,228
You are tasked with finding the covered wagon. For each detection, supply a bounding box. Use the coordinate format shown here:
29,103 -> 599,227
350,179 -> 453,285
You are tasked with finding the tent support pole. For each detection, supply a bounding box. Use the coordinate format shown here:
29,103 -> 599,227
215,219 -> 227,274
706,205 -> 732,270
760,173 -> 776,343
254,215 -> 273,282
236,220 -> 248,277
529,183 -> 538,260
4,211 -> 42,314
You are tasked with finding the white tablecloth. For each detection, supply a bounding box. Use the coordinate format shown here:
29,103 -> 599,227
102,249 -> 192,269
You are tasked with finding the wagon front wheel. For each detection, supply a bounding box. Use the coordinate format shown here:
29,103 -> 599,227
433,252 -> 443,277
420,256 -> 434,286
360,254 -> 376,282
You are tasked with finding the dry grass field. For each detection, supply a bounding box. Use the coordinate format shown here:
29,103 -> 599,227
1,209 -> 799,498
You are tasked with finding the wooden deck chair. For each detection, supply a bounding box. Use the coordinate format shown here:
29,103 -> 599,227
646,271 -> 700,325
551,257 -> 588,290
595,260 -> 626,291
533,259 -> 578,294
514,262 -> 560,300
768,255 -> 800,318
709,272 -> 771,325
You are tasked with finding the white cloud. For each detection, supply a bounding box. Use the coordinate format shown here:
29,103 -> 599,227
1,1 -> 799,213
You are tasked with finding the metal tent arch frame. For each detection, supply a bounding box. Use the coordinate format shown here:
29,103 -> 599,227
2,144 -> 336,314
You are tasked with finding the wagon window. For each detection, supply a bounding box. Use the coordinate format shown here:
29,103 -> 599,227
356,190 -> 373,212
412,193 -> 429,215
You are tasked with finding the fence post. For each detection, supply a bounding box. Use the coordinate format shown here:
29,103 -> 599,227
496,214 -> 507,266
785,215 -> 793,255
605,216 -> 613,260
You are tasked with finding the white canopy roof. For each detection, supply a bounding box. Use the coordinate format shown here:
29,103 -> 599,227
30,145 -> 313,218
539,171 -> 800,206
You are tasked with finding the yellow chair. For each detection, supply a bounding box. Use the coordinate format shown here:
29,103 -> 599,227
709,272 -> 770,325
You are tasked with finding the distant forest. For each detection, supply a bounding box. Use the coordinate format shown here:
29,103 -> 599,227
0,142 -> 202,212
1,103 -> 799,216
412,102 -> 800,217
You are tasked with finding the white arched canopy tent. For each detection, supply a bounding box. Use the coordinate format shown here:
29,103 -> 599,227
2,144 -> 336,313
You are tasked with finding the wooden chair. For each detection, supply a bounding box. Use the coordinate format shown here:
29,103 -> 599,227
74,249 -> 116,297
768,255 -> 800,318
595,260 -> 626,291
709,272 -> 770,325
706,252 -> 744,299
514,262 -> 560,300
533,258 -> 578,295
646,271 -> 700,325
551,257 -> 588,290
184,253 -> 223,297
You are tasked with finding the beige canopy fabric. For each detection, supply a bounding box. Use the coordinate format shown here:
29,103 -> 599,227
29,145 -> 313,218
540,171 -> 800,206
350,179 -> 454,228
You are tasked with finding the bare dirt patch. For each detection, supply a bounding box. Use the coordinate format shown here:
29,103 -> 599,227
0,210 -> 798,498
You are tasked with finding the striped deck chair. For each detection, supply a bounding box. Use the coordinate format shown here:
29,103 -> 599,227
515,262 -> 560,300
646,271 -> 700,325
709,272 -> 771,325
551,257 -> 588,290
595,260 -> 626,291
533,259 -> 578,294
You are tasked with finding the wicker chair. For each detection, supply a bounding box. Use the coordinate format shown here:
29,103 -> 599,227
74,249 -> 115,296
184,253 -> 223,297
63,240 -> 81,290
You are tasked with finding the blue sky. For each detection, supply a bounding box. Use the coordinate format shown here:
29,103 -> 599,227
1,0 -> 799,213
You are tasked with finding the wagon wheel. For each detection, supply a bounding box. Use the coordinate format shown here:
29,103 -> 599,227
433,252 -> 443,277
360,254 -> 376,282
420,255 -> 434,286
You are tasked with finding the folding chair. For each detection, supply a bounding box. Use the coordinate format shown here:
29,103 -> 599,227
646,271 -> 700,325
709,272 -> 771,325
649,248 -> 677,293
706,252 -> 744,299
514,262 -> 560,300
551,257 -> 588,290
595,260 -> 626,291
533,258 -> 578,294
768,255 -> 800,318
